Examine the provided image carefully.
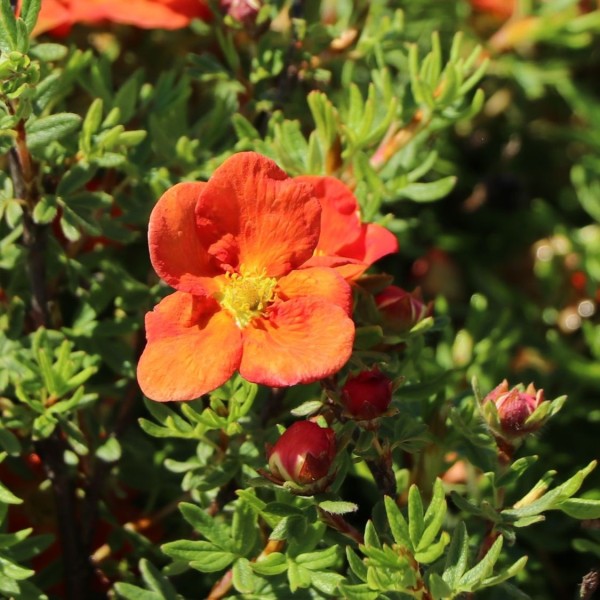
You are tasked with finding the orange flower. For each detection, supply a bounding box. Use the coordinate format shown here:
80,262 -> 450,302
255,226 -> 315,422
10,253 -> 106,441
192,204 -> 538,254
137,152 -> 355,402
32,0 -> 211,36
296,177 -> 398,279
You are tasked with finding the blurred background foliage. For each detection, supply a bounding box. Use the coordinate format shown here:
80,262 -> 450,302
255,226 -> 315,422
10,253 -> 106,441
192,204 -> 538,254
1,0 -> 600,598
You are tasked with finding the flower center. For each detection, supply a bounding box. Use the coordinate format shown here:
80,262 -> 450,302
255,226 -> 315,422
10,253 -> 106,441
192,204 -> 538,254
218,269 -> 277,328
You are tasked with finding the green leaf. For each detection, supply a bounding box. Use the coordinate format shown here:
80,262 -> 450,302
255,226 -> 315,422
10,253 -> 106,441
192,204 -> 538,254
250,552 -> 287,576
481,556 -> 528,588
408,485 -> 425,548
338,582 -> 380,600
557,498 -> 600,519
318,500 -> 358,515
442,522 -> 469,588
232,501 -> 258,556
384,496 -> 411,549
296,546 -> 339,571
20,0 -> 41,34
418,478 -> 446,551
415,531 -> 450,564
346,547 -> 368,582
30,42 -> 66,62
178,503 -> 235,551
32,196 -> 57,225
287,561 -> 312,592
26,113 -> 81,152
0,427 -> 21,456
139,559 -> 178,600
96,435 -> 121,463
0,483 -> 23,504
363,520 -> 381,549
502,461 -> 597,520
114,583 -> 162,600
428,573 -> 453,600
396,176 -> 457,202
311,570 -> 344,596
0,0 -> 17,53
458,535 -> 503,591
162,540 -> 235,573
57,162 -> 97,196
232,558 -> 256,594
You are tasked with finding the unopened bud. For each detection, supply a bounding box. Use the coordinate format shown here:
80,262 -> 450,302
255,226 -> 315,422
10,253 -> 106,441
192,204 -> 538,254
221,0 -> 262,25
375,285 -> 431,334
483,379 -> 545,438
342,368 -> 393,420
267,421 -> 336,486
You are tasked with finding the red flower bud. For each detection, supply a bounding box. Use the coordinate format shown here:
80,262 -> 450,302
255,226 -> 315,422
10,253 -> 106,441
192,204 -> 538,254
267,421 -> 336,486
342,368 -> 393,420
221,0 -> 262,25
484,380 -> 544,437
375,285 -> 431,333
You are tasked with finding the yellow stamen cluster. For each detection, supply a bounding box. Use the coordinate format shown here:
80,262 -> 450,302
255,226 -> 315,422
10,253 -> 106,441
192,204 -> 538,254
218,268 -> 277,328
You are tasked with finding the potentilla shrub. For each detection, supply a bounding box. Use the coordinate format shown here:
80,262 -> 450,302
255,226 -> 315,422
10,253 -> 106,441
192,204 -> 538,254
1,1 -> 600,599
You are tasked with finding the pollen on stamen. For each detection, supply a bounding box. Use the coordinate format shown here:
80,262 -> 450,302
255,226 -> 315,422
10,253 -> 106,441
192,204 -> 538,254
217,268 -> 277,328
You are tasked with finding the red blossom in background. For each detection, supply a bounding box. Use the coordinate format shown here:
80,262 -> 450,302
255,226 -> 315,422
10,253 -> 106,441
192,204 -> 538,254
341,368 -> 393,420
267,421 -> 337,486
470,0 -> 516,21
137,152 -> 355,402
296,176 -> 398,280
31,0 -> 211,36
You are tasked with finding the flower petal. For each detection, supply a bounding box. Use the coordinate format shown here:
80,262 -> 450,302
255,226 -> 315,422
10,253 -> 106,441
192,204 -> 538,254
149,182 -> 221,295
34,0 -> 211,35
340,222 -> 398,267
296,176 -> 363,256
137,292 -> 242,401
195,152 -> 321,277
277,267 -> 352,315
239,297 -> 354,386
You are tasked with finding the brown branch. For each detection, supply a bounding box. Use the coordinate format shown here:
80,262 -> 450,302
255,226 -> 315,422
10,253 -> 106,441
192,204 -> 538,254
9,116 -> 93,599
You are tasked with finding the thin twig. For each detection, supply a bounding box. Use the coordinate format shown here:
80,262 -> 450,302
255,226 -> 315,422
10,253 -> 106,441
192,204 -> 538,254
9,115 -> 92,599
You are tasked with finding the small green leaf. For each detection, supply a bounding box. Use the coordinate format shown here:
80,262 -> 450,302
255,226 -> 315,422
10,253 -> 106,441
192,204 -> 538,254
20,0 -> 41,34
32,196 -> 57,225
0,427 -> 21,456
26,113 -> 81,152
178,503 -> 235,551
384,496 -> 411,549
418,479 -> 447,551
296,546 -> 339,571
442,522 -> 469,588
162,540 -> 235,572
96,435 -> 121,463
30,42 -> 66,62
0,481 -> 22,504
232,501 -> 258,556
396,176 -> 457,202
458,535 -> 503,591
557,498 -> 600,519
251,552 -> 287,576
0,0 -> 18,52
408,484 -> 425,548
114,583 -> 162,600
318,500 -> 358,515
232,558 -> 256,594
428,572 -> 452,600
346,547 -> 368,582
139,559 -> 178,600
